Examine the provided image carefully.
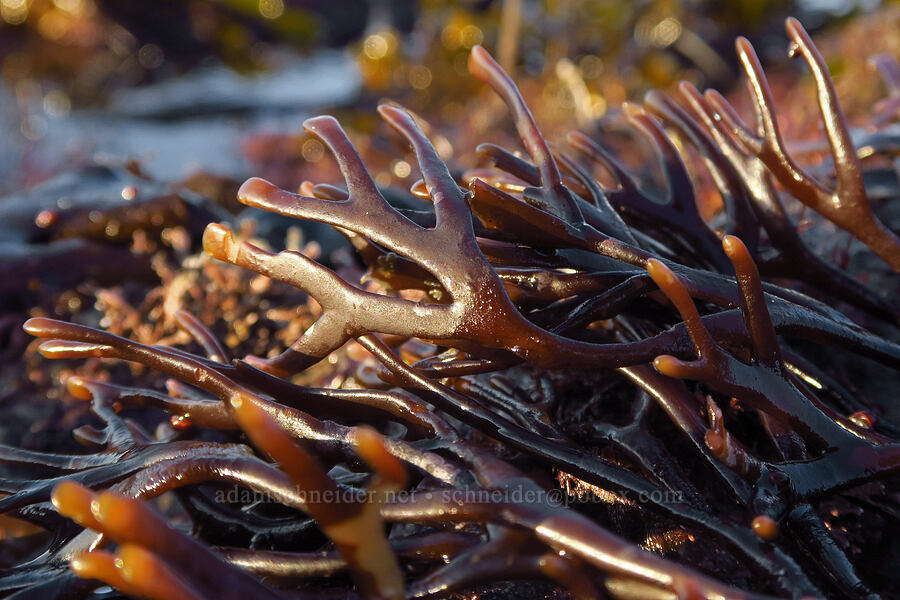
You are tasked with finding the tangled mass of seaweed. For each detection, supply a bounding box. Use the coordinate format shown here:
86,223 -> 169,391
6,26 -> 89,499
1,12 -> 900,600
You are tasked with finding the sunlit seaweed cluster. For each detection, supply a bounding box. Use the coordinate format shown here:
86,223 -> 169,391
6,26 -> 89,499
2,16 -> 900,600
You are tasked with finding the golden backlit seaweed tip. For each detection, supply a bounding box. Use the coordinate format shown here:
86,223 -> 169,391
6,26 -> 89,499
37,339 -> 115,359
354,426 -> 408,490
91,491 -> 145,537
229,392 -> 296,461
51,481 -> 102,531
466,44 -> 494,83
721,234 -> 764,288
721,234 -> 781,367
202,222 -> 239,263
410,178 -> 430,199
65,376 -> 94,401
69,551 -> 135,596
299,180 -> 315,195
230,390 -> 338,508
644,259 -> 680,303
114,544 -> 207,600
751,515 -> 779,541
721,234 -> 746,260
645,258 -> 713,378
652,354 -> 688,379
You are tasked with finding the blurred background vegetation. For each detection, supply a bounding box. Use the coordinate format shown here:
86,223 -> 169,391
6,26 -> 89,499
0,0 -> 896,191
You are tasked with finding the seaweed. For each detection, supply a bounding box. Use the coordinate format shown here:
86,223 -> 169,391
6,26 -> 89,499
2,17 -> 899,600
